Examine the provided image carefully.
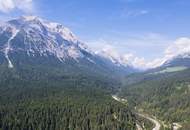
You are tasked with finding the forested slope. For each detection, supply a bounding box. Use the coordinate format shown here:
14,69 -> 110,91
0,65 -> 136,130
119,68 -> 190,129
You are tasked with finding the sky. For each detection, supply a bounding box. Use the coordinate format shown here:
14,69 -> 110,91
0,0 -> 190,68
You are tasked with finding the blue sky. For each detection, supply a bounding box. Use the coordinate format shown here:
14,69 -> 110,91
1,0 -> 190,68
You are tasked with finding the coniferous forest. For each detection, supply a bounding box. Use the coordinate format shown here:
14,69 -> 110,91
119,68 -> 190,129
0,65 -> 136,130
1,8 -> 190,130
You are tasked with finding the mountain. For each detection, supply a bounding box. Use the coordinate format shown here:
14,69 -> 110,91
0,16 -> 93,67
0,16 -> 137,130
136,52 -> 190,76
0,16 -> 135,86
162,53 -> 190,68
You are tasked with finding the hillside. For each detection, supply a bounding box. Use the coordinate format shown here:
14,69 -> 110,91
119,66 -> 190,129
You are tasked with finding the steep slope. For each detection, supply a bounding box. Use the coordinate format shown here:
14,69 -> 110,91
0,16 -> 135,77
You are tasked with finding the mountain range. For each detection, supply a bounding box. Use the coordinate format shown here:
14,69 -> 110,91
1,16 -> 190,74
0,16 -> 137,80
1,16 -> 190,130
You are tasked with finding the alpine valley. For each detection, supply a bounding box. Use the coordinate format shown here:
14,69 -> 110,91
0,16 -> 190,130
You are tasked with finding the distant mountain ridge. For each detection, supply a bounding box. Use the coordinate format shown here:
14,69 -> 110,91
162,52 -> 190,68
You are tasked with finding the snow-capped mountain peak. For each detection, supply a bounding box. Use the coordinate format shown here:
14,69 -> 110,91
0,16 -> 95,68
11,16 -> 79,43
162,52 -> 190,68
96,48 -> 131,67
21,15 -> 39,21
0,16 -> 135,74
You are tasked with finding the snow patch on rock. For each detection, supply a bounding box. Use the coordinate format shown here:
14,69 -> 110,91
4,28 -> 19,68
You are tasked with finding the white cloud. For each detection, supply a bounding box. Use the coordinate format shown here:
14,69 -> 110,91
130,57 -> 165,69
94,43 -> 125,65
131,37 -> 190,69
164,37 -> 190,58
120,9 -> 149,18
0,0 -> 14,12
88,36 -> 190,70
0,0 -> 34,13
123,53 -> 134,62
101,45 -> 120,59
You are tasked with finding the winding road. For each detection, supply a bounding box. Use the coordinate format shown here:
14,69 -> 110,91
137,113 -> 161,130
112,95 -> 161,130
